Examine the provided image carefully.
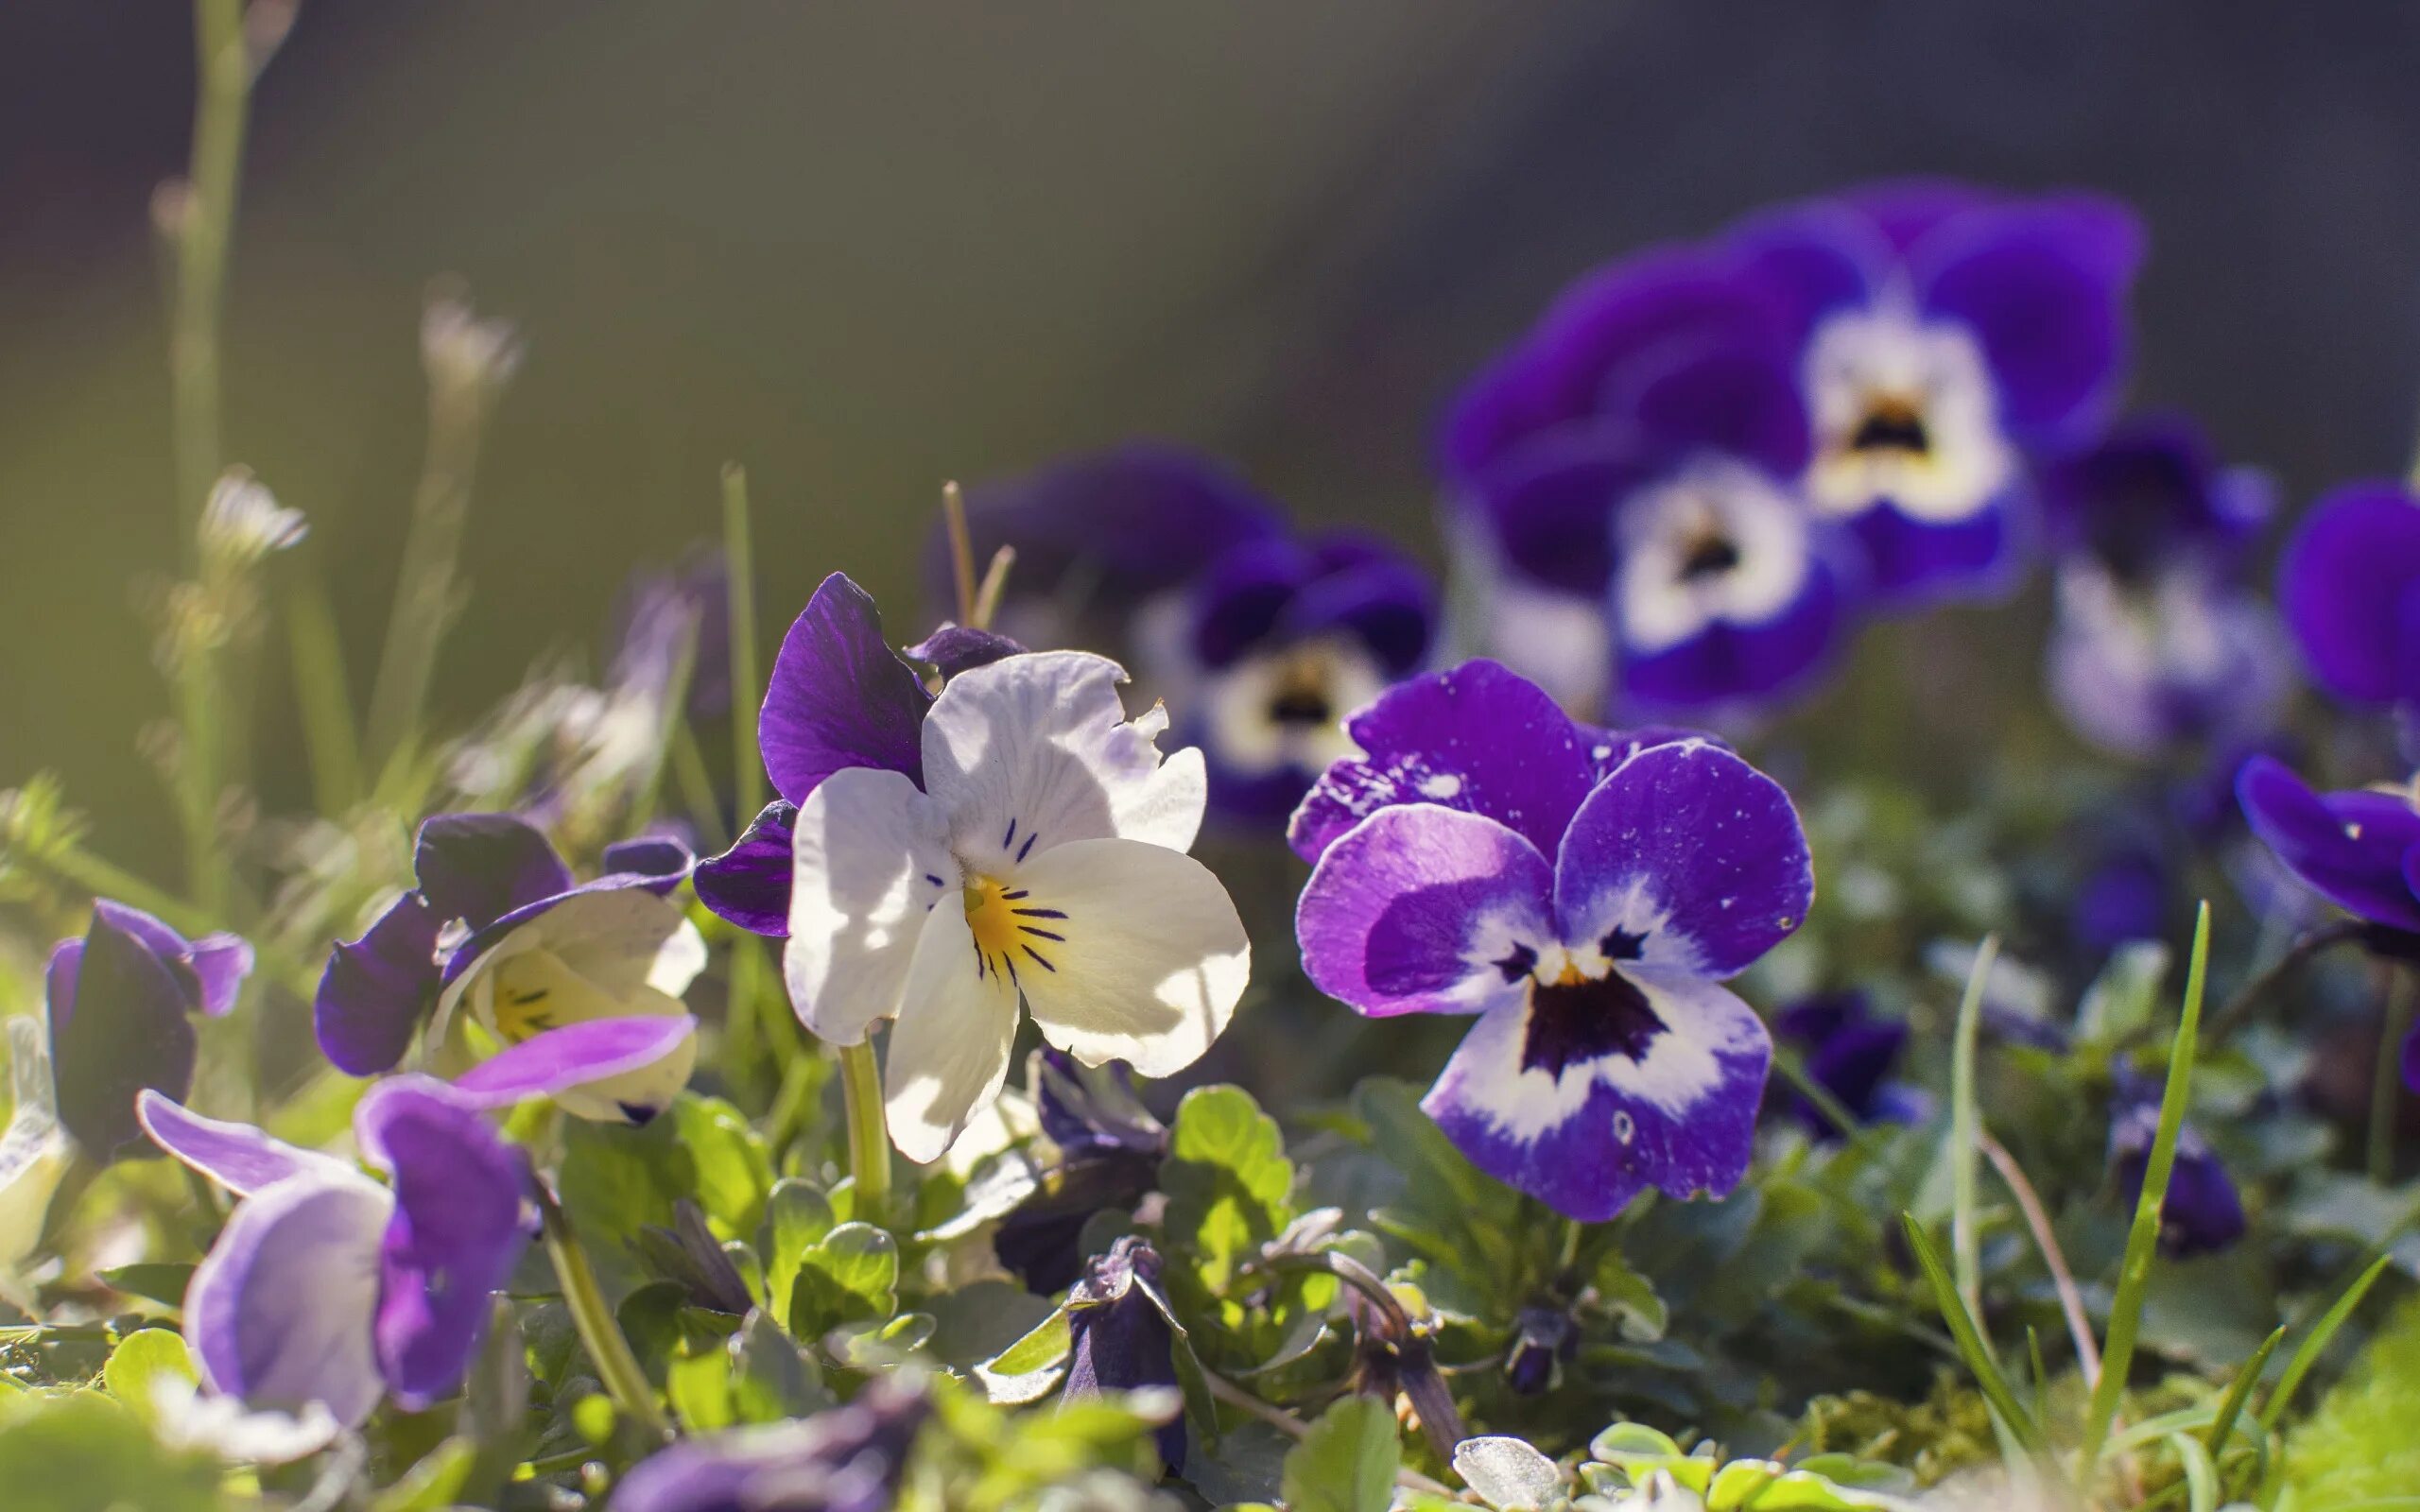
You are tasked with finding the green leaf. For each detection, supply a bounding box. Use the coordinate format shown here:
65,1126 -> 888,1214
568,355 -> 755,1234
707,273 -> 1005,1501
666,1336 -> 736,1432
786,1222 -> 899,1336
2083,902 -> 2211,1468
828,1311 -> 936,1367
96,1263 -> 196,1311
976,1307 -> 1072,1404
731,1309 -> 831,1422
2263,1253 -> 2394,1433
1160,1085 -> 1295,1293
1280,1396 -> 1400,1512
2205,1324 -> 2286,1458
1900,1212 -> 2042,1454
1452,1435 -> 1562,1510
558,1092 -> 775,1295
101,1328 -> 196,1425
373,1438 -> 476,1512
1946,934 -> 1997,1318
762,1177 -> 837,1318
0,1393 -> 222,1512
2077,939 -> 2169,1044
1351,1079 -> 1518,1292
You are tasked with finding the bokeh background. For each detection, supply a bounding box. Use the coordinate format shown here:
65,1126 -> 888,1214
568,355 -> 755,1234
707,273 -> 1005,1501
9,0 -> 2420,874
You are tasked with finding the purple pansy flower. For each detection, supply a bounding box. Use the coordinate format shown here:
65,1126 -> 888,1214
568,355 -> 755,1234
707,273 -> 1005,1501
2109,1079 -> 2246,1258
1141,529 -> 1436,822
1063,1236 -> 1186,1472
43,901 -> 252,1161
1718,180 -> 2145,605
992,1051 -> 1167,1295
1772,991 -> 1925,1138
2039,415 -> 2289,760
614,1375 -> 928,1512
1442,247 -> 1858,715
2277,482 -> 2420,707
1293,661 -> 1812,1220
138,1076 -> 531,1426
2235,754 -> 2420,937
315,814 -> 701,1125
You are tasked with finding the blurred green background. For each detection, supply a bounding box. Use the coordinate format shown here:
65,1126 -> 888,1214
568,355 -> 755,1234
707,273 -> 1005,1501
9,1 -> 2420,876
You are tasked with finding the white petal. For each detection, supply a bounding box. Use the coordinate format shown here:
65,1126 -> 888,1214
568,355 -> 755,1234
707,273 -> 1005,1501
437,886 -> 696,1035
919,651 -> 1205,871
186,1175 -> 391,1427
882,903 -> 1021,1165
0,1020 -> 69,1267
1006,837 -> 1250,1078
785,766 -> 952,1046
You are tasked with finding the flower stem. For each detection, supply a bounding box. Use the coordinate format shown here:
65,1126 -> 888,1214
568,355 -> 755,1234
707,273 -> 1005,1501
838,1040 -> 891,1224
941,481 -> 977,625
535,1183 -> 670,1441
2202,919 -> 2369,1046
721,463 -> 767,823
2370,966 -> 2413,1183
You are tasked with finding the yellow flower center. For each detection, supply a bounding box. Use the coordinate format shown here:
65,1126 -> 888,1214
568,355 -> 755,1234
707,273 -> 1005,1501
961,872 -> 1064,987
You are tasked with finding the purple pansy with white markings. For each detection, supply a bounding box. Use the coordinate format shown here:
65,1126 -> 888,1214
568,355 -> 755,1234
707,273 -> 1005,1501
1293,660 -> 1810,1220
1141,528 -> 1436,822
43,900 -> 252,1161
2276,481 -> 2420,709
2040,415 -> 2290,760
1719,180 -> 2145,605
1442,247 -> 1858,715
314,814 -> 701,1125
138,1076 -> 531,1427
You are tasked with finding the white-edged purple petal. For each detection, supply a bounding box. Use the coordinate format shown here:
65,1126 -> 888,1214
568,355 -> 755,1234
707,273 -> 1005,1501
1422,964 -> 1771,1222
438,871 -> 703,997
49,910 -> 199,1160
1551,740 -> 1812,980
184,1171 -> 392,1427
1297,804 -> 1552,1019
448,1016 -> 699,1110
1287,661 -> 1610,865
137,1091 -> 353,1198
413,813 -> 574,931
354,1076 -> 534,1410
314,890 -> 444,1076
693,800 -> 797,937
760,572 -> 932,805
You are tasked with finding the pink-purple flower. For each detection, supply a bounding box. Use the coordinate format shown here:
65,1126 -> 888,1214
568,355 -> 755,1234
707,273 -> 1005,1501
1292,661 -> 1811,1220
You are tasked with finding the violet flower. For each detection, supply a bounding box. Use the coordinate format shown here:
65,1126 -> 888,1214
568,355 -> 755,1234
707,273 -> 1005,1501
1063,1236 -> 1185,1472
1293,661 -> 1811,1220
2108,1079 -> 2245,1258
1772,991 -> 1924,1138
1142,529 -> 1436,822
2039,415 -> 2290,760
994,1051 -> 1167,1294
1503,1303 -> 1577,1397
43,901 -> 251,1160
2236,754 -> 2420,938
2276,481 -> 2420,708
612,1374 -> 929,1512
314,814 -> 701,1125
1718,179 -> 2144,605
138,1076 -> 531,1427
1442,247 -> 1858,715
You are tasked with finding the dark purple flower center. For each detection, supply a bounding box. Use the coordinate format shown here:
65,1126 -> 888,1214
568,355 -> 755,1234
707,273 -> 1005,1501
1680,531 -> 1742,581
1849,399 -> 1930,457
1520,966 -> 1667,1076
1267,655 -> 1336,729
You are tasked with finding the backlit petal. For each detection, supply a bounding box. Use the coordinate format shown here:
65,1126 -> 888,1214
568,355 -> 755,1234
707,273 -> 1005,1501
883,904 -> 1021,1164
785,766 -> 952,1046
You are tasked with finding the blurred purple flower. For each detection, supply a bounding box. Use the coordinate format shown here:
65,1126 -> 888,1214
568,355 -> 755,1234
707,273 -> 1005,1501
613,1374 -> 929,1512
2277,482 -> 2420,708
2108,1079 -> 2245,1258
994,1051 -> 1167,1295
1293,661 -> 1808,1220
1772,991 -> 1925,1137
2236,754 -> 2420,936
43,901 -> 251,1160
314,813 -> 700,1124
140,1076 -> 531,1426
612,545 -> 733,720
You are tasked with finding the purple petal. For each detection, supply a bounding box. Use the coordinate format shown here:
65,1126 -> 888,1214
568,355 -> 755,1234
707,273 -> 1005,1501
693,800 -> 798,937
50,911 -> 199,1160
1843,177 -> 1995,251
1912,197 -> 2144,447
2037,411 -> 2273,571
2238,755 -> 2420,933
315,890 -> 444,1077
355,1076 -> 534,1409
1617,555 -> 1852,715
1607,329 -> 1810,477
613,1380 -> 930,1512
1552,740 -> 1813,979
414,814 -> 574,931
1277,540 -> 1438,677
1297,804 -> 1552,1019
185,1172 -> 391,1426
448,1016 -> 700,1108
137,1091 -> 346,1197
185,933 -> 254,1019
1844,488 -> 2029,608
1187,538 -> 1317,669
1720,198 -> 1892,347
601,834 -> 696,893
1422,966 -> 1770,1222
1288,660 -> 1612,864
905,624 -> 1027,680
2278,483 -> 2420,705
760,572 -> 932,805
1468,433 -> 1652,596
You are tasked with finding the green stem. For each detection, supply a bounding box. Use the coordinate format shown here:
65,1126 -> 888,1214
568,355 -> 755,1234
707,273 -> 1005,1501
38,843 -> 216,938
285,566 -> 364,815
721,463 -> 766,821
1772,1048 -> 1860,1140
1950,935 -> 1998,1326
2371,968 -> 2413,1184
536,1184 -> 670,1441
838,1040 -> 891,1224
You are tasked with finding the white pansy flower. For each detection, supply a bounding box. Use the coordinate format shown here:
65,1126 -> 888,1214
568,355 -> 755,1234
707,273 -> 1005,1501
786,651 -> 1249,1162
0,1018 -> 72,1274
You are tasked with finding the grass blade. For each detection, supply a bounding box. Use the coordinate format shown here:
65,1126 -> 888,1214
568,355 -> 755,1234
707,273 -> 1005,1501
1951,935 -> 1998,1320
720,462 -> 765,820
1902,1211 -> 2042,1453
2206,1324 -> 2286,1460
2257,1254 -> 2392,1434
2082,901 -> 2212,1468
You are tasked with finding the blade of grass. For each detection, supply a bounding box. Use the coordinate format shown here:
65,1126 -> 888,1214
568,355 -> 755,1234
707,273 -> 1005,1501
2206,1324 -> 2286,1460
1951,935 -> 1999,1322
1901,1212 -> 2043,1454
2256,1253 -> 2392,1434
285,566 -> 363,814
2082,901 -> 2212,1468
720,462 -> 765,820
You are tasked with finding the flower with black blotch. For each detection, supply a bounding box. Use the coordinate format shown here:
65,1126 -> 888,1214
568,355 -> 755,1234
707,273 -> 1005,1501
138,1076 -> 531,1427
1063,1236 -> 1186,1472
1293,661 -> 1810,1220
2040,415 -> 2290,760
1140,528 -> 1435,822
43,900 -> 252,1161
1719,179 -> 2145,605
314,814 -> 701,1125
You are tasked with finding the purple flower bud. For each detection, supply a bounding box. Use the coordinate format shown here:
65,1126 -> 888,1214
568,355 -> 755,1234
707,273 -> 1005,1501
1063,1237 -> 1184,1472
